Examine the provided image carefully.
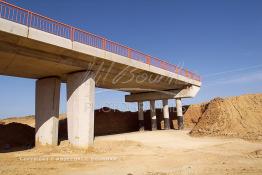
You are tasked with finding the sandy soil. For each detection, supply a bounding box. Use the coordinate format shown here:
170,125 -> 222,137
0,130 -> 261,175
190,94 -> 262,141
1,93 -> 262,174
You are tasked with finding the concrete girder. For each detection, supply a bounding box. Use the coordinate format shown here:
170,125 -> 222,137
125,85 -> 200,102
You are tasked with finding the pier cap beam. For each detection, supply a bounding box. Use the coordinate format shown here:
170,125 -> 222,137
125,85 -> 200,102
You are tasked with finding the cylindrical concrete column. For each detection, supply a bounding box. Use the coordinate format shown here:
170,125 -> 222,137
67,71 -> 95,149
150,100 -> 157,131
162,99 -> 170,130
138,101 -> 144,131
176,98 -> 184,130
35,77 -> 61,146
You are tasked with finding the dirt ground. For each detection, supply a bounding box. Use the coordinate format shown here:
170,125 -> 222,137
1,93 -> 261,174
0,130 -> 261,175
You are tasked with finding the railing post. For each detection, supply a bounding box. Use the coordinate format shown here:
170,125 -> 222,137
128,48 -> 131,58
102,38 -> 106,50
175,67 -> 179,74
70,27 -> 74,41
146,55 -> 151,65
26,11 -> 29,26
173,66 -> 177,74
160,61 -> 163,69
28,11 -> 32,27
0,3 -> 2,18
164,63 -> 168,70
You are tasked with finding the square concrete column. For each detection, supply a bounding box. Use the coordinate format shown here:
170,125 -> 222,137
176,98 -> 184,130
35,77 -> 61,146
138,101 -> 144,131
67,71 -> 95,149
150,100 -> 157,131
162,99 -> 170,130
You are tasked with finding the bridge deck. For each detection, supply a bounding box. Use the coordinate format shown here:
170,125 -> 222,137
0,1 -> 201,93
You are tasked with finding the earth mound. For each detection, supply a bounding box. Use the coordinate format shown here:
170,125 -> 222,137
0,122 -> 35,151
190,94 -> 262,141
184,103 -> 207,128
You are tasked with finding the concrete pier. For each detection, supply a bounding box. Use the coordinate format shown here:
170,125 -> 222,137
138,101 -> 144,131
176,98 -> 184,130
162,99 -> 170,130
35,77 -> 61,146
67,71 -> 95,148
150,100 -> 157,131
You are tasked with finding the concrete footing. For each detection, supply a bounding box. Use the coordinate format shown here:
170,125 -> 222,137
138,101 -> 144,131
150,100 -> 157,131
176,98 -> 184,130
35,77 -> 61,146
162,99 -> 170,130
67,71 -> 95,149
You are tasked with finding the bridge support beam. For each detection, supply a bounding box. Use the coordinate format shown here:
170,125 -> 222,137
176,98 -> 184,130
67,71 -> 95,149
150,100 -> 157,131
162,99 -> 170,130
138,101 -> 144,131
125,85 -> 200,102
35,77 -> 61,146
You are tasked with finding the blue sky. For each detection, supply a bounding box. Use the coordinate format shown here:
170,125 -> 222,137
0,0 -> 262,118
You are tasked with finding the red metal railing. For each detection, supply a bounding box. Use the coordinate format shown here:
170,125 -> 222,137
0,1 -> 201,81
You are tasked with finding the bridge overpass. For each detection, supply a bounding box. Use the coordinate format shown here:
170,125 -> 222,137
0,1 -> 201,148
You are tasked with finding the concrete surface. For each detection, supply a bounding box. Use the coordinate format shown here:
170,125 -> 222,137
138,101 -> 144,131
35,77 -> 61,146
150,100 -> 157,131
176,98 -> 184,130
125,85 -> 201,102
162,99 -> 170,130
67,71 -> 95,148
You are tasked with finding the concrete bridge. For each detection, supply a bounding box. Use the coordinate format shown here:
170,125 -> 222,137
0,1 -> 201,148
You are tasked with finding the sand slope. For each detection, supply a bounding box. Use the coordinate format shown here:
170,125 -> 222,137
184,103 -> 206,128
190,94 -> 262,141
